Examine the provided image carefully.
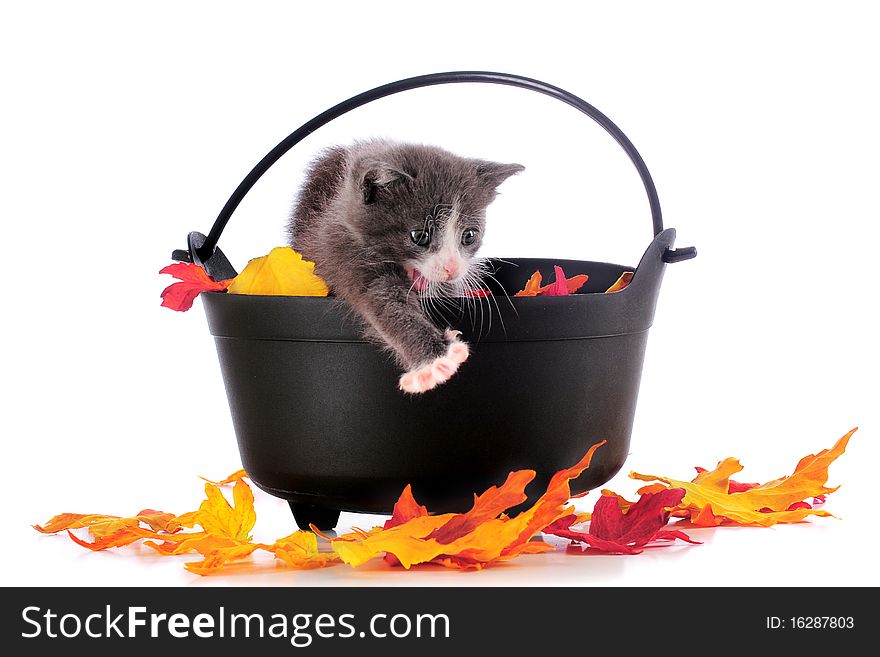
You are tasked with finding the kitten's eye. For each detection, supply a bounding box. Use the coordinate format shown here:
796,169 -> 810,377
461,229 -> 478,246
410,229 -> 431,247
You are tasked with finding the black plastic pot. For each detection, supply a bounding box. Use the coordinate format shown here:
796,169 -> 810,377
172,72 -> 695,530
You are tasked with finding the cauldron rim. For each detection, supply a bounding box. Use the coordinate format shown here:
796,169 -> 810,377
201,229 -> 675,344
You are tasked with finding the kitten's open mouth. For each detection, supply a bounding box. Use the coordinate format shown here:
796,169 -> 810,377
409,268 -> 430,293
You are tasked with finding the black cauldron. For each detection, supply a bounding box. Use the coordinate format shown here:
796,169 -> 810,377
172,72 -> 695,530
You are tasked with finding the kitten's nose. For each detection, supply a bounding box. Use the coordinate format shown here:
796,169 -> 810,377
443,259 -> 460,278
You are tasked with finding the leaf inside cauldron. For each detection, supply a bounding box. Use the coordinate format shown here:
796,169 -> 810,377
227,247 -> 329,296
514,265 -> 589,297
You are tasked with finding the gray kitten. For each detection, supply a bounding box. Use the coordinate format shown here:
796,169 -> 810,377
287,139 -> 523,393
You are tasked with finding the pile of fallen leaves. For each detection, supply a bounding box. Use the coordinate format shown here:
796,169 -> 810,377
34,428 -> 856,575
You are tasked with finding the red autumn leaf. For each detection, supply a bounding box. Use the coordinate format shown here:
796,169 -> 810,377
539,266 -> 589,296
540,265 -> 570,296
727,480 -> 760,493
759,501 -> 814,513
382,484 -> 429,566
159,263 -> 233,312
543,513 -> 580,534
384,485 -> 428,530
543,488 -> 700,554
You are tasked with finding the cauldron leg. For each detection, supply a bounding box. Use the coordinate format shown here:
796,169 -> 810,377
288,501 -> 341,531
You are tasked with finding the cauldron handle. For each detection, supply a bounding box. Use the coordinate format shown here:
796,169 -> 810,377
173,71 -> 696,279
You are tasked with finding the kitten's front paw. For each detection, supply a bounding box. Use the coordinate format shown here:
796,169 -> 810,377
399,338 -> 470,394
444,329 -> 462,342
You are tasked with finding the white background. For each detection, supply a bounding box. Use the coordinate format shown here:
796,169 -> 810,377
2,1 -> 877,587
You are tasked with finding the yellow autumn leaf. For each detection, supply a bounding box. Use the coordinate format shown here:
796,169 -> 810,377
605,271 -> 634,293
227,247 -> 329,296
193,479 -> 257,542
629,428 -> 856,527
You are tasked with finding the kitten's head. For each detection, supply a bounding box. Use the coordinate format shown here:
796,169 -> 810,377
350,142 -> 523,291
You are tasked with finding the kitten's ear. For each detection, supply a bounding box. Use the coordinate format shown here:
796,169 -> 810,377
474,160 -> 525,191
362,163 -> 411,204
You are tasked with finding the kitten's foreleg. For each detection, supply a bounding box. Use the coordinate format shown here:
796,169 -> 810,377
351,276 -> 469,394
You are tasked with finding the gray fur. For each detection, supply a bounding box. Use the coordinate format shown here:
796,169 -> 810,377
287,139 -> 523,371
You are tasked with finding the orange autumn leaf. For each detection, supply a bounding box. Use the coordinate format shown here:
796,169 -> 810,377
135,509 -> 189,533
384,484 -> 429,529
431,540 -> 556,570
143,532 -> 226,556
329,514 -> 450,568
194,480 -> 256,542
328,441 -> 605,569
67,526 -> 162,551
629,428 -> 856,527
201,469 -> 249,486
154,529 -> 339,575
171,511 -> 199,529
605,271 -> 634,293
34,513 -> 119,534
514,270 -> 543,296
465,441 -> 606,560
506,441 -> 607,545
34,509 -> 187,551
690,459 -> 750,493
427,469 -> 534,543
33,509 -> 184,536
561,274 -> 589,294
